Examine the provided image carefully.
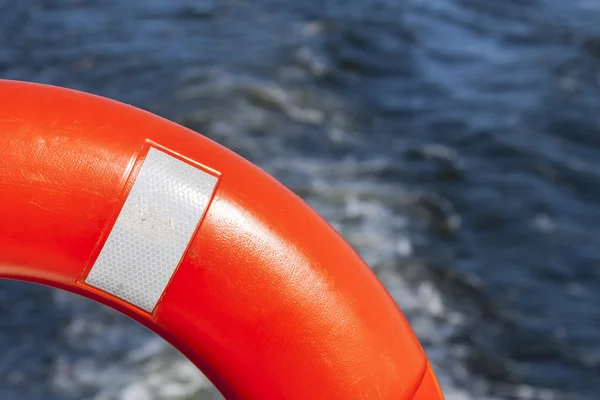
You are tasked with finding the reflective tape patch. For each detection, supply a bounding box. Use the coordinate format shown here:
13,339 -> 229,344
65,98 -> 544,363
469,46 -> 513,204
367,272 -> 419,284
85,147 -> 218,313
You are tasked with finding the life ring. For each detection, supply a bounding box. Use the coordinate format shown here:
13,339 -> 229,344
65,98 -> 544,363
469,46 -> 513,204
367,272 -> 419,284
0,80 -> 443,399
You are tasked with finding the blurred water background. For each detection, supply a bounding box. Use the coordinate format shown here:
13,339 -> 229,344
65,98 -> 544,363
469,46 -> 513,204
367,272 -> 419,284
1,0 -> 600,399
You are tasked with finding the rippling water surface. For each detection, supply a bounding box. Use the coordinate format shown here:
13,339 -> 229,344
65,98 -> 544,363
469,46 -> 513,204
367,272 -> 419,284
1,0 -> 600,399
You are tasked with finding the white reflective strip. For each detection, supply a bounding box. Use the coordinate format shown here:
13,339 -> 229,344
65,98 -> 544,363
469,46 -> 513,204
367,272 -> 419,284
85,147 -> 218,312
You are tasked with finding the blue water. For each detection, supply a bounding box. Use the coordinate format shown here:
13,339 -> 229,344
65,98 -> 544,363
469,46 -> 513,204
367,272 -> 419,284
1,0 -> 600,399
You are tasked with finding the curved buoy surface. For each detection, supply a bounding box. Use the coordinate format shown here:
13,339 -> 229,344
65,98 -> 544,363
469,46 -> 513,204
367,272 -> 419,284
0,80 -> 443,399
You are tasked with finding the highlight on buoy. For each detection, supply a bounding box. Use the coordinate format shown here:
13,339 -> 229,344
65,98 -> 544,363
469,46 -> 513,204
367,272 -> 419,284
0,80 -> 444,399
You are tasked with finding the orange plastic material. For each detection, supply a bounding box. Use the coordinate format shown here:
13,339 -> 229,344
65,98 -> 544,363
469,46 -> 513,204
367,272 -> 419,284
0,80 -> 444,399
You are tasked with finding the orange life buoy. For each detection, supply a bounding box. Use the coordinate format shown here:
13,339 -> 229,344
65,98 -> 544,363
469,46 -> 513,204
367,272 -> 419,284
0,80 -> 443,399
